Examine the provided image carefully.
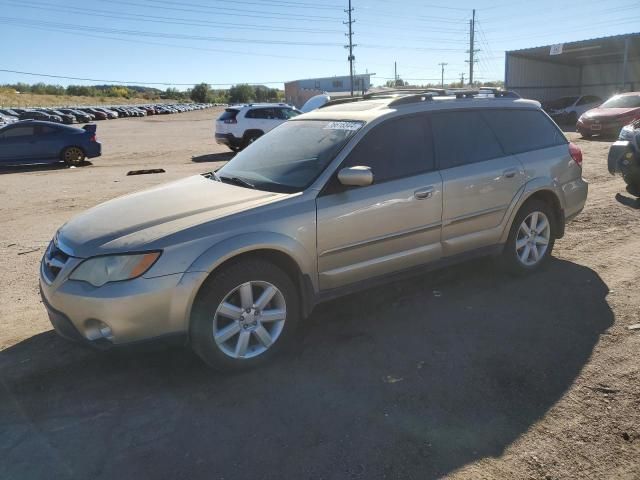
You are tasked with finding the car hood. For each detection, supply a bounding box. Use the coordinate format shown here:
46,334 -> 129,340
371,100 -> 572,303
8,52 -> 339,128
58,174 -> 290,257
582,107 -> 640,120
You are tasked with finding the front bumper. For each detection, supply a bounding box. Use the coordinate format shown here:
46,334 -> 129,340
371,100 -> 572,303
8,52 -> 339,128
39,255 -> 200,346
577,119 -> 623,136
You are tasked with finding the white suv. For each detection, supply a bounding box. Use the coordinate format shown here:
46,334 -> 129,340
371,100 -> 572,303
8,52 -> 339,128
215,103 -> 301,151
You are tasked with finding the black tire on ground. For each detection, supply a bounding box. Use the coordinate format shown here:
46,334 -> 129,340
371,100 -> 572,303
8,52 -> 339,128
580,132 -> 592,139
501,198 -> 557,274
61,146 -> 86,166
228,145 -> 241,153
623,175 -> 640,197
242,132 -> 262,150
190,259 -> 300,371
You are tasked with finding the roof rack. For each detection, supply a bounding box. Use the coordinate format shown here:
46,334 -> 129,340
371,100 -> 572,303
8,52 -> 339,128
319,87 -> 521,109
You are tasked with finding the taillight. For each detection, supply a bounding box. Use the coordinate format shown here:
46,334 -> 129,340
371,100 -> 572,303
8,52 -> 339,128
224,118 -> 237,124
569,142 -> 582,167
90,134 -> 96,142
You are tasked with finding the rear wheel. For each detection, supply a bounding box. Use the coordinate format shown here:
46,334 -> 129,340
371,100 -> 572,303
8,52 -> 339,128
242,131 -> 263,149
502,199 -> 556,273
190,259 -> 299,371
623,174 -> 640,196
61,146 -> 85,166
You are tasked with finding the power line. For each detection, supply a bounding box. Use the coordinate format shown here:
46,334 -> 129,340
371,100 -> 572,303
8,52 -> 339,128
1,0 -> 342,34
0,68 -> 285,86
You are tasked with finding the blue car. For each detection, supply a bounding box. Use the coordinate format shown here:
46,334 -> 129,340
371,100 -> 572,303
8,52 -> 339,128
0,120 -> 101,166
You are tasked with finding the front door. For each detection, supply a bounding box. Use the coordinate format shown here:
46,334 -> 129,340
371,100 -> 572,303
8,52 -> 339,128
316,115 -> 443,291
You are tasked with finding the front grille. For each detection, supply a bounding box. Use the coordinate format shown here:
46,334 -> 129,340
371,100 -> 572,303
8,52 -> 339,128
43,240 -> 70,282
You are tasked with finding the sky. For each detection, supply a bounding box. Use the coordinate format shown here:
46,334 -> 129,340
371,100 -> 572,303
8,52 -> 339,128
0,0 -> 638,90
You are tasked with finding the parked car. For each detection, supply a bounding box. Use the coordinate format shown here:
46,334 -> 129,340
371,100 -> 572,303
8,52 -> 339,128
543,95 -> 602,124
0,108 -> 20,119
215,103 -> 302,151
0,120 -> 101,166
301,94 -> 331,112
18,110 -> 63,123
40,91 -> 587,370
41,109 -> 76,125
80,108 -> 108,120
577,92 -> 640,138
0,113 -> 18,125
58,109 -> 93,123
608,119 -> 640,192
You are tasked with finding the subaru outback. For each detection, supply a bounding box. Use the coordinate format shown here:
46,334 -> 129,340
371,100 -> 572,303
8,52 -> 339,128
40,90 -> 588,370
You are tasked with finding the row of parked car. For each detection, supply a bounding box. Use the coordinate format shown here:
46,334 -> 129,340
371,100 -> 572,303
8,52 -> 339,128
0,103 -> 213,126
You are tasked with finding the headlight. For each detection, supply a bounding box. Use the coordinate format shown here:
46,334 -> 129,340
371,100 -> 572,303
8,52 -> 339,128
70,252 -> 161,287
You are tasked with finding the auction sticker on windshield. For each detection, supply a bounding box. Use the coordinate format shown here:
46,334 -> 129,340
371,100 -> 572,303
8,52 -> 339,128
324,121 -> 362,131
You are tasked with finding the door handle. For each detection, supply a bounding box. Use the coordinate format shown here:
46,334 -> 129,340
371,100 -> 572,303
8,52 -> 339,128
414,186 -> 434,200
503,168 -> 518,178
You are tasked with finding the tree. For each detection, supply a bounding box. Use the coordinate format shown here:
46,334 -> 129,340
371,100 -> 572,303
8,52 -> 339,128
191,83 -> 211,103
229,84 -> 255,103
385,78 -> 405,87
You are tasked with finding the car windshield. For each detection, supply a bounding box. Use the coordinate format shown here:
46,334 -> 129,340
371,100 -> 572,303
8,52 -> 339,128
217,119 -> 363,193
601,95 -> 640,109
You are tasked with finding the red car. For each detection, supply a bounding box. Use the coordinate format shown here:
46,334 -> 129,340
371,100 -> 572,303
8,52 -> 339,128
577,92 -> 640,138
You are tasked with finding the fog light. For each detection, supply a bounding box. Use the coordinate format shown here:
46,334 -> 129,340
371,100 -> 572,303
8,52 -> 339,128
85,320 -> 114,342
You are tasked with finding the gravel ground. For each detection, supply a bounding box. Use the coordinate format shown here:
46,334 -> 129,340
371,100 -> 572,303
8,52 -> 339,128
1,109 -> 638,480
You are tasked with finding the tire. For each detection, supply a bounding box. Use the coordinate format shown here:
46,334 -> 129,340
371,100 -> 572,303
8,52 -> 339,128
501,199 -> 556,274
623,175 -> 640,197
61,146 -> 86,166
242,131 -> 263,150
190,259 -> 300,371
228,145 -> 241,153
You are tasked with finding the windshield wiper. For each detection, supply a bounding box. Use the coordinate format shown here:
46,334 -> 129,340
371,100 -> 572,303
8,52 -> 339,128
218,175 -> 256,189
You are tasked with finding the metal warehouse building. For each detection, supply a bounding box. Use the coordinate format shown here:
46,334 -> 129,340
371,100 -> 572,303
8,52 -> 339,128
284,74 -> 374,108
505,33 -> 639,102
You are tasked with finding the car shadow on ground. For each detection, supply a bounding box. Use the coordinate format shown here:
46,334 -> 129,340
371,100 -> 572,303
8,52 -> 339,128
0,161 -> 92,175
191,152 -> 234,163
0,258 -> 613,480
615,192 -> 640,209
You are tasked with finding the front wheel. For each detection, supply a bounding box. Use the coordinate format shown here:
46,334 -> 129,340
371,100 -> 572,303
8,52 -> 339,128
190,259 -> 300,371
502,199 -> 556,273
61,146 -> 86,166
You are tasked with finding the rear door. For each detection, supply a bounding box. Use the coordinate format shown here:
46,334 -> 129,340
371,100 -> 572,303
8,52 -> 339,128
316,115 -> 443,290
433,109 -> 526,256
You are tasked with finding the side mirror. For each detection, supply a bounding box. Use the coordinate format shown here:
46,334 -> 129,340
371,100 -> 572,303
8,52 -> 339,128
337,166 -> 373,187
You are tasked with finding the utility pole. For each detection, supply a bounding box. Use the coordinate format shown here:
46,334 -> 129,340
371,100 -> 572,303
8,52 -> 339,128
344,0 -> 356,96
460,72 -> 465,86
438,62 -> 448,88
394,61 -> 397,86
466,9 -> 479,86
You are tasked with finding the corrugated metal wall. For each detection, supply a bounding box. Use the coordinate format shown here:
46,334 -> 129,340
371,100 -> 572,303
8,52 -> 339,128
506,55 -> 580,101
506,53 -> 640,102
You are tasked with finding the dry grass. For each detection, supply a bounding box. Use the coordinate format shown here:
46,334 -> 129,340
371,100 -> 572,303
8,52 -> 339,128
0,91 -> 170,108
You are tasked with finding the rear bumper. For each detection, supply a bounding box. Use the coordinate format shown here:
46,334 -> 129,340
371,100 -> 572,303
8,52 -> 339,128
215,132 -> 242,147
85,142 -> 102,159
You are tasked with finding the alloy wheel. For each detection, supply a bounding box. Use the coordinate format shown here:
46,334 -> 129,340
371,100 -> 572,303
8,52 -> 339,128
212,281 -> 286,359
64,147 -> 84,165
515,211 -> 551,266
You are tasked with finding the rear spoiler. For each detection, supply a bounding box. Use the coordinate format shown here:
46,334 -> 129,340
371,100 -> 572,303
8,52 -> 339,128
82,124 -> 97,134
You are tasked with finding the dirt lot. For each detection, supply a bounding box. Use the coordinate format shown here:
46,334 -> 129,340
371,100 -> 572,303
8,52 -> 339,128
1,109 -> 638,480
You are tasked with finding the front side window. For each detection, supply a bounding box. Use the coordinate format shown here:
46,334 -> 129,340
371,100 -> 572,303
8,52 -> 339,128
217,120 -> 363,193
342,116 -> 434,182
431,110 -> 504,169
277,108 -> 300,120
483,109 -> 567,154
0,126 -> 35,138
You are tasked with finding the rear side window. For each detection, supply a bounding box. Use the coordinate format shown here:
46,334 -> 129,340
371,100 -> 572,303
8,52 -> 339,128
246,108 -> 277,119
218,109 -> 239,121
431,110 -> 504,169
343,115 -> 434,183
483,110 -> 567,154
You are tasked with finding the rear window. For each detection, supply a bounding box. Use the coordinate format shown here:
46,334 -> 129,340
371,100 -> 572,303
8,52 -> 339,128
482,109 -> 567,154
218,109 -> 239,121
